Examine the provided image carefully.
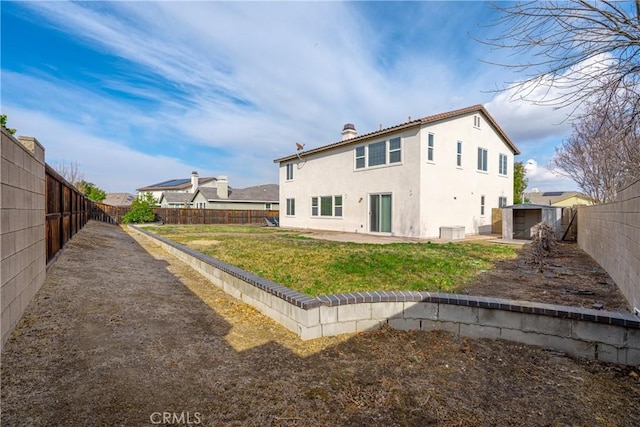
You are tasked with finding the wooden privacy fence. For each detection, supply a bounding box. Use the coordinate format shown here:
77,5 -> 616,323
45,164 -> 91,264
90,202 -> 279,226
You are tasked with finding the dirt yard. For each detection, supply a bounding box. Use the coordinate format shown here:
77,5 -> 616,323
464,242 -> 632,312
1,221 -> 639,426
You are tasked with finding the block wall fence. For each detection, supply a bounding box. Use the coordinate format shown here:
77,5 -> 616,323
130,226 -> 640,366
578,180 -> 640,314
1,129 -> 47,349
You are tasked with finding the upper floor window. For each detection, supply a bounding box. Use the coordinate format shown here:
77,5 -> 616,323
456,141 -> 463,167
499,196 -> 507,208
474,115 -> 481,128
477,147 -> 488,172
355,137 -> 402,169
286,163 -> 294,180
499,153 -> 508,176
427,133 -> 435,162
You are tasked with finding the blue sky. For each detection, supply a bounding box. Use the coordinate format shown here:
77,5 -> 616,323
1,1 -> 580,193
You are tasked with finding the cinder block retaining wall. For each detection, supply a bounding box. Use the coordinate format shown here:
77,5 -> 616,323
578,180 -> 640,312
1,129 -> 46,349
131,226 -> 640,365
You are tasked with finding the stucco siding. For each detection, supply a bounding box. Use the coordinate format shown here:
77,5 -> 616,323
278,109 -> 516,239
418,114 -> 514,236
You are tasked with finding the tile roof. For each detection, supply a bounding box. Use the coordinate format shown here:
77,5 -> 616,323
159,192 -> 194,204
273,104 -> 520,163
103,193 -> 135,207
137,177 -> 216,192
196,184 -> 279,202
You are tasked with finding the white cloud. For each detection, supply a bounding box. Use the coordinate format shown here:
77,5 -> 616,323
524,159 -> 578,192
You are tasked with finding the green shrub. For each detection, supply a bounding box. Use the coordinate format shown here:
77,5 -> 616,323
122,194 -> 156,224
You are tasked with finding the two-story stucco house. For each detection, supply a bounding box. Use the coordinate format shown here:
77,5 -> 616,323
273,104 -> 520,239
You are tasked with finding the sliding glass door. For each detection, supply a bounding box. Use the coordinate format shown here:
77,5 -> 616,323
370,194 -> 392,233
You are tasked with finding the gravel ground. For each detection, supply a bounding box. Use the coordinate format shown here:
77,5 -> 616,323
1,221 -> 639,426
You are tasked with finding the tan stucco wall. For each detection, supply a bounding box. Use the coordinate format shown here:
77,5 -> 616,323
1,129 -> 46,349
578,180 -> 640,311
553,196 -> 593,207
190,192 -> 277,210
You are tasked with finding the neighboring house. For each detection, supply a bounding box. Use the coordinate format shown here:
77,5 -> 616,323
102,193 -> 135,207
524,190 -> 593,207
191,183 -> 279,211
158,192 -> 194,208
273,104 -> 520,239
136,171 -> 217,201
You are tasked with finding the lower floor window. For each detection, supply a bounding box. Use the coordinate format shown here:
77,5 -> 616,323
286,198 -> 295,216
311,195 -> 343,217
498,197 -> 507,208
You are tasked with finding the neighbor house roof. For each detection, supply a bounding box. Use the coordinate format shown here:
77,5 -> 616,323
159,192 -> 194,205
103,193 -> 135,207
273,104 -> 520,163
524,191 -> 592,206
195,184 -> 279,202
137,176 -> 216,192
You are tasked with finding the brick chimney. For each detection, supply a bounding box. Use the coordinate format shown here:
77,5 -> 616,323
216,175 -> 228,199
341,123 -> 357,141
191,171 -> 199,192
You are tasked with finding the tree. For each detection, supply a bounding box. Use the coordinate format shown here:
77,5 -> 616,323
549,100 -> 640,203
1,114 -> 17,135
77,180 -> 107,202
53,161 -> 85,187
122,193 -> 157,224
486,1 -> 640,131
513,161 -> 528,204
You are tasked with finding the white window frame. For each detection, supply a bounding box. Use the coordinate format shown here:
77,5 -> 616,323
311,195 -> 342,218
456,141 -> 463,167
354,138 -> 403,170
265,203 -> 272,210
499,153 -> 508,176
427,133 -> 435,162
286,198 -> 295,216
477,147 -> 488,172
474,115 -> 481,128
499,197 -> 507,208
286,163 -> 294,181
196,202 -> 206,209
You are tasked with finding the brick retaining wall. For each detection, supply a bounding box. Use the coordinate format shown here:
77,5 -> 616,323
131,226 -> 640,365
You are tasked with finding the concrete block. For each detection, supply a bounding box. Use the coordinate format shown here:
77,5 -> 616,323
291,306 -> 319,327
522,314 -> 571,337
597,343 -> 624,364
356,319 -> 383,332
439,304 -> 478,324
404,301 -> 438,320
322,321 -> 357,337
371,301 -> 404,320
571,320 -> 626,346
299,324 -> 322,340
436,321 -> 461,335
337,303 -> 371,322
478,308 -> 522,329
502,329 -> 596,360
420,319 -> 439,332
388,318 -> 421,331
460,323 -> 502,340
627,347 -> 640,365
319,305 -> 338,324
1,277 -> 17,311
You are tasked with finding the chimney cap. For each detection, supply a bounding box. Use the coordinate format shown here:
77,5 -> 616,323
191,171 -> 198,175
343,123 -> 356,131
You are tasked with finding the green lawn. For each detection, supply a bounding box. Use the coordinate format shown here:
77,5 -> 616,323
143,224 -> 517,297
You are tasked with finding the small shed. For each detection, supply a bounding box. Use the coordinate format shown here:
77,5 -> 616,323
501,204 -> 563,240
